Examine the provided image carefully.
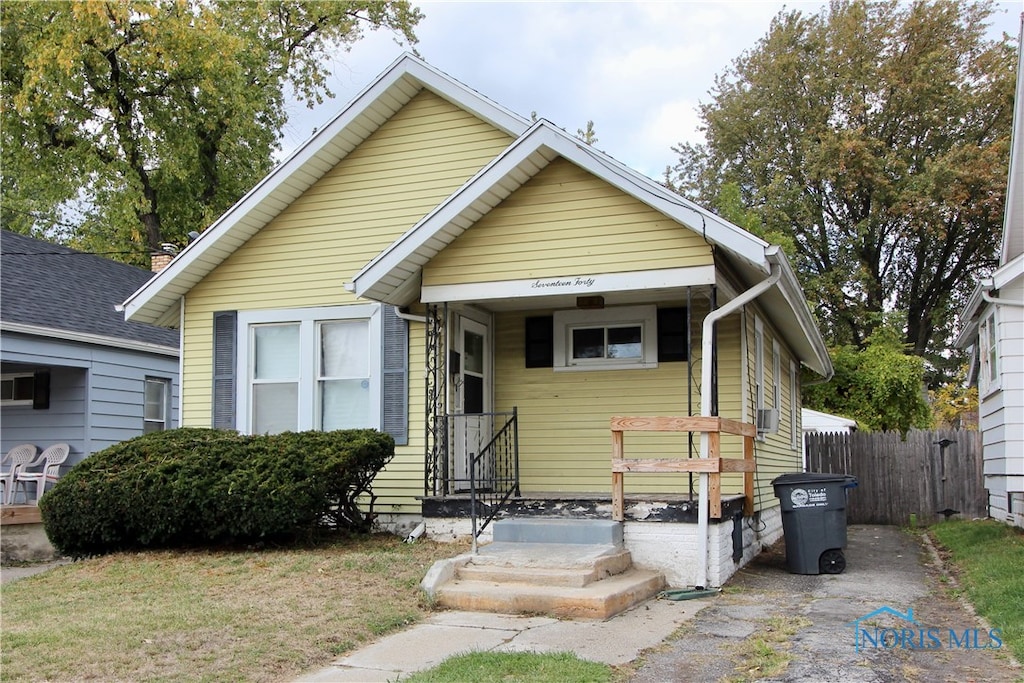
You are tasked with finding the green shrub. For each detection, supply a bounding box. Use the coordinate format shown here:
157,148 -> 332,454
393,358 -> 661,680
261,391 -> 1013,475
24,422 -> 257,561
39,428 -> 394,558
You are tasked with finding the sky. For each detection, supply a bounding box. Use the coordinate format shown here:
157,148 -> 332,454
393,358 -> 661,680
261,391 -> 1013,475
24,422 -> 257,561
279,1 -> 1023,181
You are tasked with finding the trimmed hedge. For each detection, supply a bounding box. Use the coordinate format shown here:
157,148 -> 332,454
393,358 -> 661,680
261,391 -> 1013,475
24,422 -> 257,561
39,428 -> 395,558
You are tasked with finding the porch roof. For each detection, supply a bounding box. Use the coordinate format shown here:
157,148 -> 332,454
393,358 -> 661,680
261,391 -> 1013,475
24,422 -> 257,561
351,121 -> 832,377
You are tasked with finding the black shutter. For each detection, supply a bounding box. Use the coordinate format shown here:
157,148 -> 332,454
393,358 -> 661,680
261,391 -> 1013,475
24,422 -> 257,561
212,311 -> 237,430
381,305 -> 409,445
657,307 -> 688,362
32,370 -> 50,410
524,316 -> 554,368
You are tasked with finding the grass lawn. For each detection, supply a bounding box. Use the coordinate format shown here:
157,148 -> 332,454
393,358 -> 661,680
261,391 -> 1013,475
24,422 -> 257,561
403,651 -> 613,683
929,519 -> 1024,664
0,534 -> 466,682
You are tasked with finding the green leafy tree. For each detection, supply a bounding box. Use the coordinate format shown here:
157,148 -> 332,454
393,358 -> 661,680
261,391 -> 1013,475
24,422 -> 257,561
672,0 -> 1016,383
1,0 -> 422,263
929,365 -> 978,430
805,318 -> 932,433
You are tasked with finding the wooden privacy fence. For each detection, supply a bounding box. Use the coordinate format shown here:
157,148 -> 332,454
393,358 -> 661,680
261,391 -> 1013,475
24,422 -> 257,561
804,429 -> 985,526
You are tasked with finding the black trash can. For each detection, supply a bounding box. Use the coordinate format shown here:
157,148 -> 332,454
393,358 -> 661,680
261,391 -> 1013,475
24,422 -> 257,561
771,472 -> 858,575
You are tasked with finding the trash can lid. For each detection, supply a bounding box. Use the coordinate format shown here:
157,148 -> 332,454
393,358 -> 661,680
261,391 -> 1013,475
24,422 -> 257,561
771,472 -> 858,487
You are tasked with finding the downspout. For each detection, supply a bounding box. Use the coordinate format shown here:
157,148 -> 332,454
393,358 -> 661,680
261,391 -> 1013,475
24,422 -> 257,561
696,253 -> 781,589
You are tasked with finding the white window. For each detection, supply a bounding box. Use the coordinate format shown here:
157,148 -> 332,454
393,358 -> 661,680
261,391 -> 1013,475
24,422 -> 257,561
553,305 -> 658,371
978,312 -> 1000,396
238,305 -> 381,435
144,377 -> 171,433
754,317 -> 765,411
0,373 -> 34,406
772,340 -> 781,409
790,360 -> 799,450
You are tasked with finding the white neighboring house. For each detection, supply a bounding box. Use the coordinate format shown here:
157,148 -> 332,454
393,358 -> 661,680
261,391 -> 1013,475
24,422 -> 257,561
956,16 -> 1024,529
802,408 -> 857,435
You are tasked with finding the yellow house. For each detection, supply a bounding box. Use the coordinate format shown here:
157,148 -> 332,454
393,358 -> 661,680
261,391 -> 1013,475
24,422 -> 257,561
123,54 -> 832,589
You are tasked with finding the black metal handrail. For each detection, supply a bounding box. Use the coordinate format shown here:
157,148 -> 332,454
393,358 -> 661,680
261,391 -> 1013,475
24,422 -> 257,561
468,408 -> 519,552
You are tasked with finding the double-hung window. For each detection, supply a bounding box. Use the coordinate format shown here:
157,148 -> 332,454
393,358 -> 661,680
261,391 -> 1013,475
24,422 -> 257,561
144,377 -> 171,433
978,312 -> 999,396
239,305 -> 381,435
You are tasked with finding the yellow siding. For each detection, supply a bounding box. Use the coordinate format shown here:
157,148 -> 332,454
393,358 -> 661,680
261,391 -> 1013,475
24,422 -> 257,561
496,306 -> 712,494
179,91 -> 513,513
736,308 -> 804,510
423,159 -> 713,286
494,301 -> 801,512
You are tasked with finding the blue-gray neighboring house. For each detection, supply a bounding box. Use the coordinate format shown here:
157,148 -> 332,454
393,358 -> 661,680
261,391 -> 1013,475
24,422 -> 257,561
1,230 -> 180,477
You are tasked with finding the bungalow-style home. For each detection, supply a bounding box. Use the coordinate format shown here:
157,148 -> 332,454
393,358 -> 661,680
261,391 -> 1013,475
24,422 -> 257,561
122,54 -> 832,596
956,18 -> 1024,529
0,231 -> 180,500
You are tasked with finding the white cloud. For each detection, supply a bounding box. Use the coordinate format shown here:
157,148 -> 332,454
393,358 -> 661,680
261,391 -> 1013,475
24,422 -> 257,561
279,0 -> 1022,179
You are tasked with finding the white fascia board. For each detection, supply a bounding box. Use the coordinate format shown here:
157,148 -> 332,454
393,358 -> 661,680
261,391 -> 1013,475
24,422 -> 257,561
0,322 -> 179,357
420,266 -> 717,304
956,277 -> 993,348
993,252 -> 1024,290
123,54 -> 531,325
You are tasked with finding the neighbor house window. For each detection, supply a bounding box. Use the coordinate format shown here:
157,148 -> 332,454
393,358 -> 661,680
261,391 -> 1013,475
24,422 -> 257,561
238,305 -> 381,435
978,312 -> 999,395
553,305 -> 658,371
144,377 -> 171,433
0,373 -> 34,406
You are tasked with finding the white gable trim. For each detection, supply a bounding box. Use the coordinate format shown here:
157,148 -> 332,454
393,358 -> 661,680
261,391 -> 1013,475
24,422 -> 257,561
121,53 -> 530,327
353,120 -> 770,304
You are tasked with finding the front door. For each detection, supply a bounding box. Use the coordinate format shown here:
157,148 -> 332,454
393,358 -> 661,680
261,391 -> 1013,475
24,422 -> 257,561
453,315 -> 490,491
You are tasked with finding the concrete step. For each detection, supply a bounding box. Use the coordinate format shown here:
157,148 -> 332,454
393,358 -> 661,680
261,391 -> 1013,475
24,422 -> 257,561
492,518 -> 623,546
457,544 -> 633,587
436,567 -> 667,620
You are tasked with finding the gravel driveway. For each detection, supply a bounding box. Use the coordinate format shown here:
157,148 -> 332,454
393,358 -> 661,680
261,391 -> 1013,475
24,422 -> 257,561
627,525 -> 1021,683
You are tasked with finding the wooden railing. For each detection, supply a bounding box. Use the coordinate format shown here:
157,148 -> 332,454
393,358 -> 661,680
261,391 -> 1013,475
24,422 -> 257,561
610,416 -> 756,520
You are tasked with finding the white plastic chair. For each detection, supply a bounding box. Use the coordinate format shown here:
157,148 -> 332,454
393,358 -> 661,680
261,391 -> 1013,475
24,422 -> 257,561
13,443 -> 70,505
1,444 -> 38,505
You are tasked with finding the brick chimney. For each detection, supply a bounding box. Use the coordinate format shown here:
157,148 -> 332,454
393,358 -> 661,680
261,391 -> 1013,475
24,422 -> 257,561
150,243 -> 178,273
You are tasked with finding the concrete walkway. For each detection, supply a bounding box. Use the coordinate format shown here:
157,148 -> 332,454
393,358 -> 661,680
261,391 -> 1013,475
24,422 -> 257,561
295,525 -> 1021,682
297,593 -> 709,682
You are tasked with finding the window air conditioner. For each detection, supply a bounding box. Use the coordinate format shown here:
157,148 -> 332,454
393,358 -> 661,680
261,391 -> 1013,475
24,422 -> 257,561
756,408 -> 780,434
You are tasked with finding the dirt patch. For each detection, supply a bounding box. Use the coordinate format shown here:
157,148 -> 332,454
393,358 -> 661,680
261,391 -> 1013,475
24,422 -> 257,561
626,525 -> 1021,683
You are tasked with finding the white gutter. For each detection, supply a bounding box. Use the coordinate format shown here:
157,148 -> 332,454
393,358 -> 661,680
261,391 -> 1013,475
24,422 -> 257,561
695,250 -> 782,589
982,289 -> 1024,307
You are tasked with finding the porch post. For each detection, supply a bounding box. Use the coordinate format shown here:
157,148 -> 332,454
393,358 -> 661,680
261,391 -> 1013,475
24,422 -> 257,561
424,304 -> 449,496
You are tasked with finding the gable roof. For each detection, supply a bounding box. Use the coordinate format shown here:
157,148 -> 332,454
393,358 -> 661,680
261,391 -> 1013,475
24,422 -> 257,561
1,230 -> 178,353
120,53 -> 830,376
351,118 -> 830,376
352,119 -> 770,305
122,53 -> 530,328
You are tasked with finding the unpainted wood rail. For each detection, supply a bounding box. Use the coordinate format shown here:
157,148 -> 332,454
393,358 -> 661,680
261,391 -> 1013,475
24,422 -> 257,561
610,416 -> 756,520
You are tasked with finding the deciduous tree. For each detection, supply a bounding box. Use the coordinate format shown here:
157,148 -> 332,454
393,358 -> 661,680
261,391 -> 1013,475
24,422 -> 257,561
1,0 -> 422,263
671,0 -> 1016,383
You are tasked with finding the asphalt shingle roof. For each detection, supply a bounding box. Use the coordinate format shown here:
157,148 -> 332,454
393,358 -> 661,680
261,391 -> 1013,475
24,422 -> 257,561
1,230 -> 179,349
